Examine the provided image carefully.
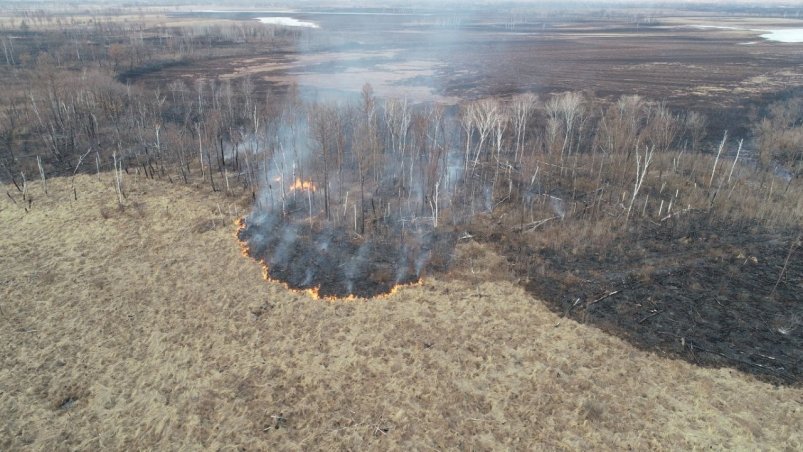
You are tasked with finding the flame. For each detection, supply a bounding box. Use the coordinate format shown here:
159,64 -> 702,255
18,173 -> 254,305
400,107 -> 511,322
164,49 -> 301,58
235,217 -> 252,258
235,217 -> 421,301
288,177 -> 317,192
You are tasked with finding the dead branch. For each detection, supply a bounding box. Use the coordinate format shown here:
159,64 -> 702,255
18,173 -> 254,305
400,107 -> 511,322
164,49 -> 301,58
563,297 -> 582,317
771,233 -> 801,296
513,216 -> 559,232
587,290 -> 620,307
638,310 -> 663,323
660,207 -> 696,222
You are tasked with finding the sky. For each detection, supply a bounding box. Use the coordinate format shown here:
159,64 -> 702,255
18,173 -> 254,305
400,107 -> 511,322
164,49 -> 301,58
4,0 -> 798,5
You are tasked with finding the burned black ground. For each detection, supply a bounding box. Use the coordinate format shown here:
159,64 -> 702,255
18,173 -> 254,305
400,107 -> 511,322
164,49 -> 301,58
238,202 -> 457,298
475,212 -> 802,385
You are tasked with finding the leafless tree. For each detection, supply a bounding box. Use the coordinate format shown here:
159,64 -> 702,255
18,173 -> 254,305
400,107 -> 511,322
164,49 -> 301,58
353,86 -> 381,233
469,98 -> 499,170
384,96 -> 412,182
684,111 -> 708,151
310,103 -> 339,221
545,91 -> 585,159
598,94 -> 644,155
240,75 -> 255,116
491,106 -> 509,199
643,101 -> 679,153
510,93 -> 538,162
627,145 -> 654,221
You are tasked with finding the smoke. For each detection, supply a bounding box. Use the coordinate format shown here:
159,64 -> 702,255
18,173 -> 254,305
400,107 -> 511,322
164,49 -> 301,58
236,94 -> 465,298
239,199 -> 456,297
549,195 -> 566,219
228,5 -> 528,298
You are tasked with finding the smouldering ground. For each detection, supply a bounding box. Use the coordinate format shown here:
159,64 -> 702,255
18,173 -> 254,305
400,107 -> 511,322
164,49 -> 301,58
1,174 -> 801,449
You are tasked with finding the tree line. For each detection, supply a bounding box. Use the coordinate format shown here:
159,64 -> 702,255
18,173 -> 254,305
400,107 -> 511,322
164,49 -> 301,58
0,15 -> 800,239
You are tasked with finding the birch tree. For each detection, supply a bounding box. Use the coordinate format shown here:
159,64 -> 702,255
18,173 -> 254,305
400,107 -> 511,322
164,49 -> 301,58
627,145 -> 654,221
510,93 -> 537,162
545,91 -> 585,159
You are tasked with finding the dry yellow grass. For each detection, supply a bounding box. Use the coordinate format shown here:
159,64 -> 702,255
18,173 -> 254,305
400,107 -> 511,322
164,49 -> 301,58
1,173 -> 801,450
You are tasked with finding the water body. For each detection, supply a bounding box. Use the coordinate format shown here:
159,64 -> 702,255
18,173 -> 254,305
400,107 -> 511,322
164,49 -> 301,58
685,25 -> 803,43
256,17 -> 320,28
760,28 -> 803,43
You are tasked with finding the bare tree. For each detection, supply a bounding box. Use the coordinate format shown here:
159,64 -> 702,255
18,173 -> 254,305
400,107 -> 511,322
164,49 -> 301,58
461,101 -> 476,172
491,106 -> 509,199
643,102 -> 679,153
545,91 -> 585,158
310,103 -> 338,221
353,87 -> 381,233
469,98 -> 499,169
627,145 -> 654,221
384,96 -> 412,182
510,93 -> 538,162
684,111 -> 708,151
709,131 -> 727,189
598,94 -> 644,155
240,75 -> 255,116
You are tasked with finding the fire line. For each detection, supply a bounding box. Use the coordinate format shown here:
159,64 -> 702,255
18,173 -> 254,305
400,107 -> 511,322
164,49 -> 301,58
234,218 -> 421,301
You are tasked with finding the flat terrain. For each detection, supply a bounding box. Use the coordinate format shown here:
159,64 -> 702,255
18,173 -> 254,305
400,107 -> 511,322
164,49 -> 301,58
129,10 -> 803,132
1,174 -> 801,449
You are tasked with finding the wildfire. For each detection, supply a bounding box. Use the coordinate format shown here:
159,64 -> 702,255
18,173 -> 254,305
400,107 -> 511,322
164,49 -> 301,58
234,217 -> 422,301
235,217 -> 251,258
288,177 -> 317,193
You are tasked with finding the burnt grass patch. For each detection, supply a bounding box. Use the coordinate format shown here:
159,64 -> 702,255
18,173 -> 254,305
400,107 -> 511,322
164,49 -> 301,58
473,212 -> 802,385
238,202 -> 457,299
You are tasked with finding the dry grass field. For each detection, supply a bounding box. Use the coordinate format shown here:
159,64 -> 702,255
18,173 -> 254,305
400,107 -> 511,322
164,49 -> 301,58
1,173 -> 801,450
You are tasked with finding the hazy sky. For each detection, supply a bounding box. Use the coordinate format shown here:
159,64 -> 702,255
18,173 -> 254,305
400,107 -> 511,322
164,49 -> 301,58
275,0 -> 799,4
4,0 -> 800,10
20,0 -> 797,5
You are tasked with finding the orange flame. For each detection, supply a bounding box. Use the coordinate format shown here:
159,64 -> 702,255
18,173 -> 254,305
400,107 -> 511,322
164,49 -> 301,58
288,177 -> 316,192
235,217 -> 252,258
234,217 -> 421,301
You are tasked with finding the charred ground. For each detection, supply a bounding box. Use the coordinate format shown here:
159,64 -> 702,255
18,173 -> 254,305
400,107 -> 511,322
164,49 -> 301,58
472,211 -> 802,385
238,206 -> 457,298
